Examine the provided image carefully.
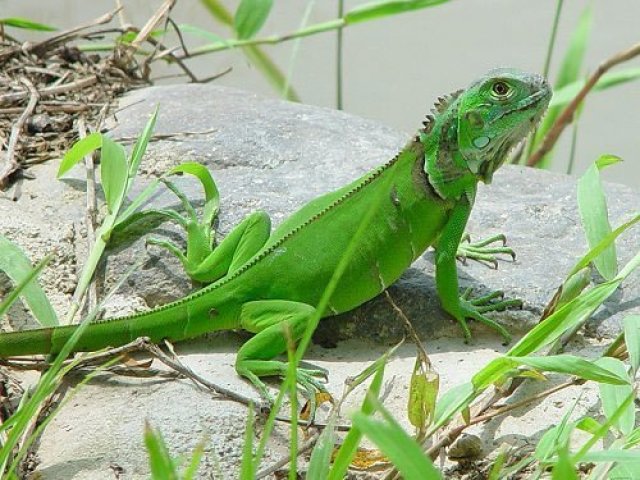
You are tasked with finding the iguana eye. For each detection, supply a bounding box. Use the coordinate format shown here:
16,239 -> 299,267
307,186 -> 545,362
491,81 -> 510,97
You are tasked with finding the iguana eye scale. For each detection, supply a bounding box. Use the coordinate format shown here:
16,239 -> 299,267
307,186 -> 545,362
491,81 -> 510,98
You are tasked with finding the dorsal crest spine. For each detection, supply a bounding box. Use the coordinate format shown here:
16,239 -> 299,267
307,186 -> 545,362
420,88 -> 464,135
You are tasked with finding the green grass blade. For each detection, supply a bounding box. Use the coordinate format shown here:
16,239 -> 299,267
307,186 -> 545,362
239,404 -> 255,480
0,260 -> 139,476
182,447 -> 204,480
57,132 -> 102,178
595,357 -> 635,436
327,359 -> 386,480
0,17 -> 57,31
509,355 -> 628,385
144,422 -> 176,479
623,315 -> 640,376
352,405 -> 441,480
531,4 -> 592,168
0,238 -> 56,326
573,392 -> 636,463
345,0 -> 451,24
430,381 -> 474,433
535,398 -> 578,462
552,446 -> 579,479
234,0 -> 274,39
128,106 -> 159,185
568,214 -> 639,278
113,178 -> 163,228
582,449 -> 640,464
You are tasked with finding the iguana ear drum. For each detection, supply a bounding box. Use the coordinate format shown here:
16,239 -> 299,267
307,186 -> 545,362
465,111 -> 484,128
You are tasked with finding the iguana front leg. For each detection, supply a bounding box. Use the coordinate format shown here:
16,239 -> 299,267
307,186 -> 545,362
236,300 -> 328,402
435,198 -> 513,344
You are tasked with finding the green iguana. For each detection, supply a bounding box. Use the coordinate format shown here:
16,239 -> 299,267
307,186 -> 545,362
0,69 -> 551,400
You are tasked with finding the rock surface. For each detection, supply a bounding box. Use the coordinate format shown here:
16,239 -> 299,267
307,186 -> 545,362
0,84 -> 637,479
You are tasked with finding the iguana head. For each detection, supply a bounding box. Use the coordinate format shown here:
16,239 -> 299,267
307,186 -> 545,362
457,68 -> 551,183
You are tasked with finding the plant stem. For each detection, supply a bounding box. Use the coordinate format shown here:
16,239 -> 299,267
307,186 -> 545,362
336,0 -> 345,110
175,18 -> 345,60
543,0 -> 564,78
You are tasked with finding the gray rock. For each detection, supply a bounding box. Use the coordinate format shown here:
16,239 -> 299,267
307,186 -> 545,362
1,84 -> 637,478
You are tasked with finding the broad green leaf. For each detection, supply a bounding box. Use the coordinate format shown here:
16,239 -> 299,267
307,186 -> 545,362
508,250 -> 640,358
596,357 -> 635,436
0,17 -> 57,31
352,408 -> 441,480
407,354 -> 439,430
128,107 -> 158,183
144,422 -> 175,479
509,355 -> 628,385
550,68 -> 640,108
169,162 -> 220,226
234,0 -> 273,39
57,132 -> 102,178
239,404 -> 255,480
552,446 -> 578,479
623,315 -> 640,376
577,155 -> 622,280
345,0 -> 450,24
100,136 -> 128,214
532,5 -> 592,168
0,242 -> 56,326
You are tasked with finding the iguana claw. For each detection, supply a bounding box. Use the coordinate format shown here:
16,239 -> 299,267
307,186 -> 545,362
457,287 -> 522,345
457,233 -> 516,269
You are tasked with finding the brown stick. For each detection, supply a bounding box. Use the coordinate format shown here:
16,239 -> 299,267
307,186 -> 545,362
527,40 -> 640,167
0,78 -> 39,189
0,75 -> 98,107
0,8 -> 121,63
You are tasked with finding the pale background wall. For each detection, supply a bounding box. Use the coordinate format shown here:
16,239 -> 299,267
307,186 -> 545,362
6,0 -> 639,187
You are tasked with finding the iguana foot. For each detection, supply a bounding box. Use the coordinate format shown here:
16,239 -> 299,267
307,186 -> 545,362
237,361 -> 328,406
456,288 -> 522,345
457,233 -> 516,269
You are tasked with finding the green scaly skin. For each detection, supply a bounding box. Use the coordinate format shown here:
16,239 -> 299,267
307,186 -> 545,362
0,69 -> 551,400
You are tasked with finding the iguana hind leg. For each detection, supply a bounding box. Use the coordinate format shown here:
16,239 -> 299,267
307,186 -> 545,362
236,300 -> 327,402
189,210 -> 271,283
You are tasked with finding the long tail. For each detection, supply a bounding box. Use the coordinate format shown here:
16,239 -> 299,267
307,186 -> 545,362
0,303 -> 195,356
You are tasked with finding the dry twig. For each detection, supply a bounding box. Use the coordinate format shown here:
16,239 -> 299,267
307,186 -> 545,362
0,77 -> 39,188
